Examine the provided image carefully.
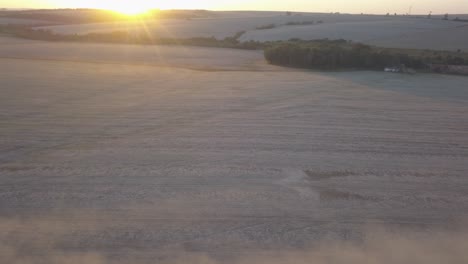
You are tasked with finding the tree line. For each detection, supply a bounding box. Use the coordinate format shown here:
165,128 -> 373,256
0,25 -> 263,50
264,40 -> 468,70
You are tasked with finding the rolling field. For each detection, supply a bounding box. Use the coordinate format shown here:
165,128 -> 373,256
0,36 -> 272,71
1,37 -> 468,263
241,18 -> 468,51
33,13 -> 326,38
33,12 -> 468,51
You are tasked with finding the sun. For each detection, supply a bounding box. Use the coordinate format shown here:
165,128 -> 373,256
111,5 -> 152,16
99,0 -> 157,16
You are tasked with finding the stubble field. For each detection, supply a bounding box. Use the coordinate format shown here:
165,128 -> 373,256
1,37 -> 468,263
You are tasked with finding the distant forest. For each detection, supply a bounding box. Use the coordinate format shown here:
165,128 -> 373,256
264,40 -> 468,70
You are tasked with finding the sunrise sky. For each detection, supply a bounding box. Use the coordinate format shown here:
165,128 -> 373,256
2,0 -> 468,14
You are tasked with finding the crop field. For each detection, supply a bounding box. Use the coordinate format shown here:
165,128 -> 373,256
241,18 -> 468,51
33,13 -> 324,38
33,12 -> 468,51
1,36 -> 468,263
0,36 -> 272,71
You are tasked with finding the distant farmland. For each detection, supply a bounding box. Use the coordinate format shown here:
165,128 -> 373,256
30,11 -> 468,51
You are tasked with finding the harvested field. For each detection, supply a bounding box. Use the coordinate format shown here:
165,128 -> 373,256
241,18 -> 468,51
32,12 -> 468,51
0,17 -> 53,25
1,37 -> 468,263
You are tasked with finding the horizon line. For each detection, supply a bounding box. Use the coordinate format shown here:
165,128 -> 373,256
1,7 -> 467,16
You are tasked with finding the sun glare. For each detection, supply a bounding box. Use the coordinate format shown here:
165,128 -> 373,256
112,6 -> 151,16
95,0 -> 156,16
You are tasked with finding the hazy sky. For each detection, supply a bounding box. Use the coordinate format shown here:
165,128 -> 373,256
3,0 -> 468,14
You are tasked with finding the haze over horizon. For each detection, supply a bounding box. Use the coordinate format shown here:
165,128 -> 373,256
2,0 -> 468,15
